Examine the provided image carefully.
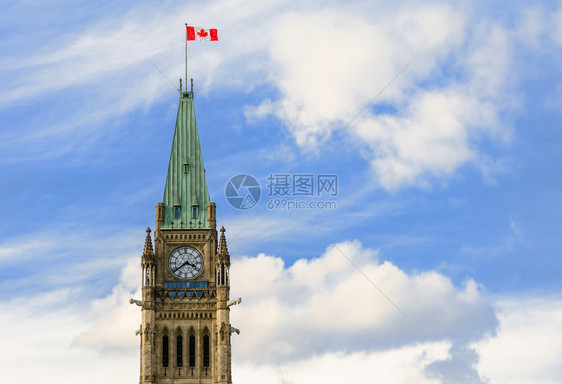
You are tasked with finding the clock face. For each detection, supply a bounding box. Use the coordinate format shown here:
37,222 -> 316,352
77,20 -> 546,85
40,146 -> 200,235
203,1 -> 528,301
168,247 -> 204,280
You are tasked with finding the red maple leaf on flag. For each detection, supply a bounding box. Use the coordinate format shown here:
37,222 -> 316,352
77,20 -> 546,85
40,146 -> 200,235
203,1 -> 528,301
197,28 -> 208,38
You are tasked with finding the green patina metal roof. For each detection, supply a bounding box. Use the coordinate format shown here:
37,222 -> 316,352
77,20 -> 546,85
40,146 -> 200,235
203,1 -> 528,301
161,90 -> 210,230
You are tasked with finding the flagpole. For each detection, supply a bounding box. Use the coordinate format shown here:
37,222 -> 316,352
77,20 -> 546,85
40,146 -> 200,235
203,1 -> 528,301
185,23 -> 188,92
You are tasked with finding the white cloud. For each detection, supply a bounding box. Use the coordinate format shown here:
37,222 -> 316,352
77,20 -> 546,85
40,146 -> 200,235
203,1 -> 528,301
73,257 -> 141,352
475,296 -> 562,384
0,285 -> 139,384
230,240 -> 497,379
235,344 -> 450,384
243,3 -> 522,190
354,90 -> 478,189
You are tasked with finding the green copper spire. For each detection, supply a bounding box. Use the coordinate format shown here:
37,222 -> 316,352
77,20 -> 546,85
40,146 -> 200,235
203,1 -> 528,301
161,89 -> 210,230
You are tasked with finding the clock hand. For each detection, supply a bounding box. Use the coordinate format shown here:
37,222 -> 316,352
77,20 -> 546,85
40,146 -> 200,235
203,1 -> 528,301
173,260 -> 190,273
173,259 -> 197,273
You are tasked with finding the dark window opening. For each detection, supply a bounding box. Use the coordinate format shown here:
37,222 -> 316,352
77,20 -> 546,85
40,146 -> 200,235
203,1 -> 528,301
176,335 -> 183,367
192,205 -> 199,219
189,335 -> 195,367
162,335 -> 169,367
174,206 -> 180,219
203,334 -> 210,367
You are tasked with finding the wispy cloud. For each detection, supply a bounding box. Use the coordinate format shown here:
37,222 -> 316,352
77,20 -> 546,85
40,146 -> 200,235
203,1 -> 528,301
0,225 -> 142,298
2,1 -> 561,188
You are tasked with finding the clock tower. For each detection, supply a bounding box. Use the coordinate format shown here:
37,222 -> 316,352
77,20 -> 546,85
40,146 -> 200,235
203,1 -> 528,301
133,82 -> 237,384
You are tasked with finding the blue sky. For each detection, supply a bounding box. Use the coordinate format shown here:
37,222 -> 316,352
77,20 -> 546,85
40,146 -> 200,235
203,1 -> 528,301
1,1 -> 562,383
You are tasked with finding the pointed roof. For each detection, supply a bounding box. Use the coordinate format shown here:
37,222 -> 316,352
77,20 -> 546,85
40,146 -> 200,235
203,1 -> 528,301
161,88 -> 211,229
217,226 -> 230,264
142,227 -> 155,266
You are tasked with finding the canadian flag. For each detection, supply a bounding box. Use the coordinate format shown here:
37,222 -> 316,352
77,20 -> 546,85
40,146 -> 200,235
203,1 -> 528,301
186,26 -> 218,41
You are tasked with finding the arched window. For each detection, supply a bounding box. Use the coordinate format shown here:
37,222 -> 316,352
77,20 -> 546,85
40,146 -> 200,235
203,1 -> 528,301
176,334 -> 183,367
203,334 -> 210,368
189,334 -> 196,367
162,335 -> 169,368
